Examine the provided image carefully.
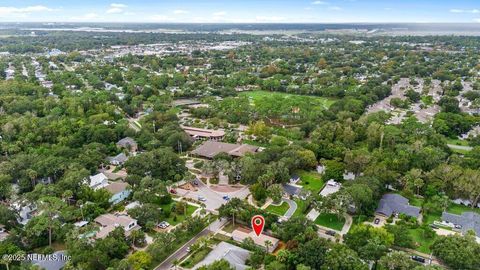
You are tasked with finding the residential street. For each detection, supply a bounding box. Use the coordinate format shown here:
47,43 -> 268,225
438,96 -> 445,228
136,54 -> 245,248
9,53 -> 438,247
154,218 -> 227,270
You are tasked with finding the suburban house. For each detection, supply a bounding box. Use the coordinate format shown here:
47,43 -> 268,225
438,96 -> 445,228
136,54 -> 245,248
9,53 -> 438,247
181,125 -> 225,141
11,202 -> 37,225
116,137 -> 138,152
193,242 -> 250,270
232,227 -> 279,253
104,182 -> 131,205
0,225 -> 9,241
376,194 -> 421,218
29,251 -> 69,270
452,198 -> 480,208
107,152 -> 128,165
88,173 -> 109,190
191,141 -> 259,159
283,183 -> 310,200
441,212 -> 480,241
94,213 -> 140,239
289,175 -> 300,184
343,171 -> 356,181
320,180 -> 341,197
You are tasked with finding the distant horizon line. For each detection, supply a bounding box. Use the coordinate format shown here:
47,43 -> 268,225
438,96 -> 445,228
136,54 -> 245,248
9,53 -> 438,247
2,22 -> 480,25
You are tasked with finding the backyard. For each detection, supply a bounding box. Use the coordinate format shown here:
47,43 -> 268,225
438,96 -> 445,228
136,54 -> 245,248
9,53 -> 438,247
314,213 -> 345,231
297,170 -> 325,194
408,228 -> 436,254
160,202 -> 198,226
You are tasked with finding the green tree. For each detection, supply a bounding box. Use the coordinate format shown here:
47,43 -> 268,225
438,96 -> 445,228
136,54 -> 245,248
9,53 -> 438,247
378,251 -> 416,270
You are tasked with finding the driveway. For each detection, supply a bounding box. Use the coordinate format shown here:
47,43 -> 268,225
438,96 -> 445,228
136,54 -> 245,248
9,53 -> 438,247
283,198 -> 297,219
177,179 -> 250,212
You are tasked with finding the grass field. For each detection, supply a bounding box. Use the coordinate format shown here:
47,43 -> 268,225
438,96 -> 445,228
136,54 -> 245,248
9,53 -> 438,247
297,170 -> 325,194
314,213 -> 345,231
409,228 -> 436,254
241,90 -> 336,110
446,138 -> 470,146
292,199 -> 307,218
240,90 -> 336,124
266,202 -> 290,216
160,202 -> 198,225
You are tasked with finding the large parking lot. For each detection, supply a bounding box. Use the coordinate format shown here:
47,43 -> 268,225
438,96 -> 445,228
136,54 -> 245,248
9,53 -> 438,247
176,180 -> 250,212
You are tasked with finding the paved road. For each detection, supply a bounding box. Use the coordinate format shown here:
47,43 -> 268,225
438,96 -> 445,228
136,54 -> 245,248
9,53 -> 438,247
154,218 -> 227,270
282,198 -> 297,219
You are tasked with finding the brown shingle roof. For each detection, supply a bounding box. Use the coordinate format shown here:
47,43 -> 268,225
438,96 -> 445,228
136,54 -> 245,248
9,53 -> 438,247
104,182 -> 129,195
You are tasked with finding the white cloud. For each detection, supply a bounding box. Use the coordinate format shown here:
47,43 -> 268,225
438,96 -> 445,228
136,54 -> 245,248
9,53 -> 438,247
107,8 -> 123,14
110,3 -> 127,8
328,6 -> 342,11
450,9 -> 479,14
312,1 -> 327,5
0,5 -> 56,17
173,9 -> 189,15
107,3 -> 127,14
474,18 -> 480,22
213,11 -> 226,16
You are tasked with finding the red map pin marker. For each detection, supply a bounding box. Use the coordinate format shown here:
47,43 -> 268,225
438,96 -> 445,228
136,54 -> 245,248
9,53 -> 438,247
251,215 -> 265,237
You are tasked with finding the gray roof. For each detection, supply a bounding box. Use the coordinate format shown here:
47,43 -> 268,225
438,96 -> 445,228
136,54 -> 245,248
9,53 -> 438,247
283,184 -> 302,196
376,194 -> 421,218
29,251 -> 68,270
442,211 -> 480,236
108,152 -> 128,164
117,137 -> 137,148
194,241 -> 250,270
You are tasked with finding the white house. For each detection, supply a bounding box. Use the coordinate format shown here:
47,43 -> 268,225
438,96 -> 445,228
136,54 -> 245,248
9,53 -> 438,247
88,173 -> 109,190
104,182 -> 131,205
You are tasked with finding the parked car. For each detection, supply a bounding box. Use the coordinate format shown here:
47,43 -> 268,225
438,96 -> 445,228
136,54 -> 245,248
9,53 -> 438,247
325,230 -> 336,236
186,246 -> 191,253
222,195 -> 230,201
169,189 -> 177,194
193,180 -> 199,186
157,221 -> 170,229
198,196 -> 207,202
411,256 -> 426,263
374,218 -> 380,224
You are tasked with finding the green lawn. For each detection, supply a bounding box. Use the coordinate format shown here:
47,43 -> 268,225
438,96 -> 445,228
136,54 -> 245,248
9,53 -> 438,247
297,170 -> 325,194
222,222 -> 237,233
241,91 -> 336,110
446,138 -> 470,146
180,246 -> 212,268
314,213 -> 345,231
160,202 -> 198,225
266,202 -> 290,216
292,199 -> 307,218
409,228 -> 436,254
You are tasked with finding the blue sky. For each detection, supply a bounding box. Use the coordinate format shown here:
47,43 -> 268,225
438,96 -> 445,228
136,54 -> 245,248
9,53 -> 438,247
1,1 -> 480,23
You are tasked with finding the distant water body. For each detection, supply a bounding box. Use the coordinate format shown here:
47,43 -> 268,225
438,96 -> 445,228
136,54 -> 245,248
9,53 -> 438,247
5,22 -> 480,36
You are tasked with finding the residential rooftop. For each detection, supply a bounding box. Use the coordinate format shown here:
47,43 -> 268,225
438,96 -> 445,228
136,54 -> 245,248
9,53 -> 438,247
376,194 -> 421,218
